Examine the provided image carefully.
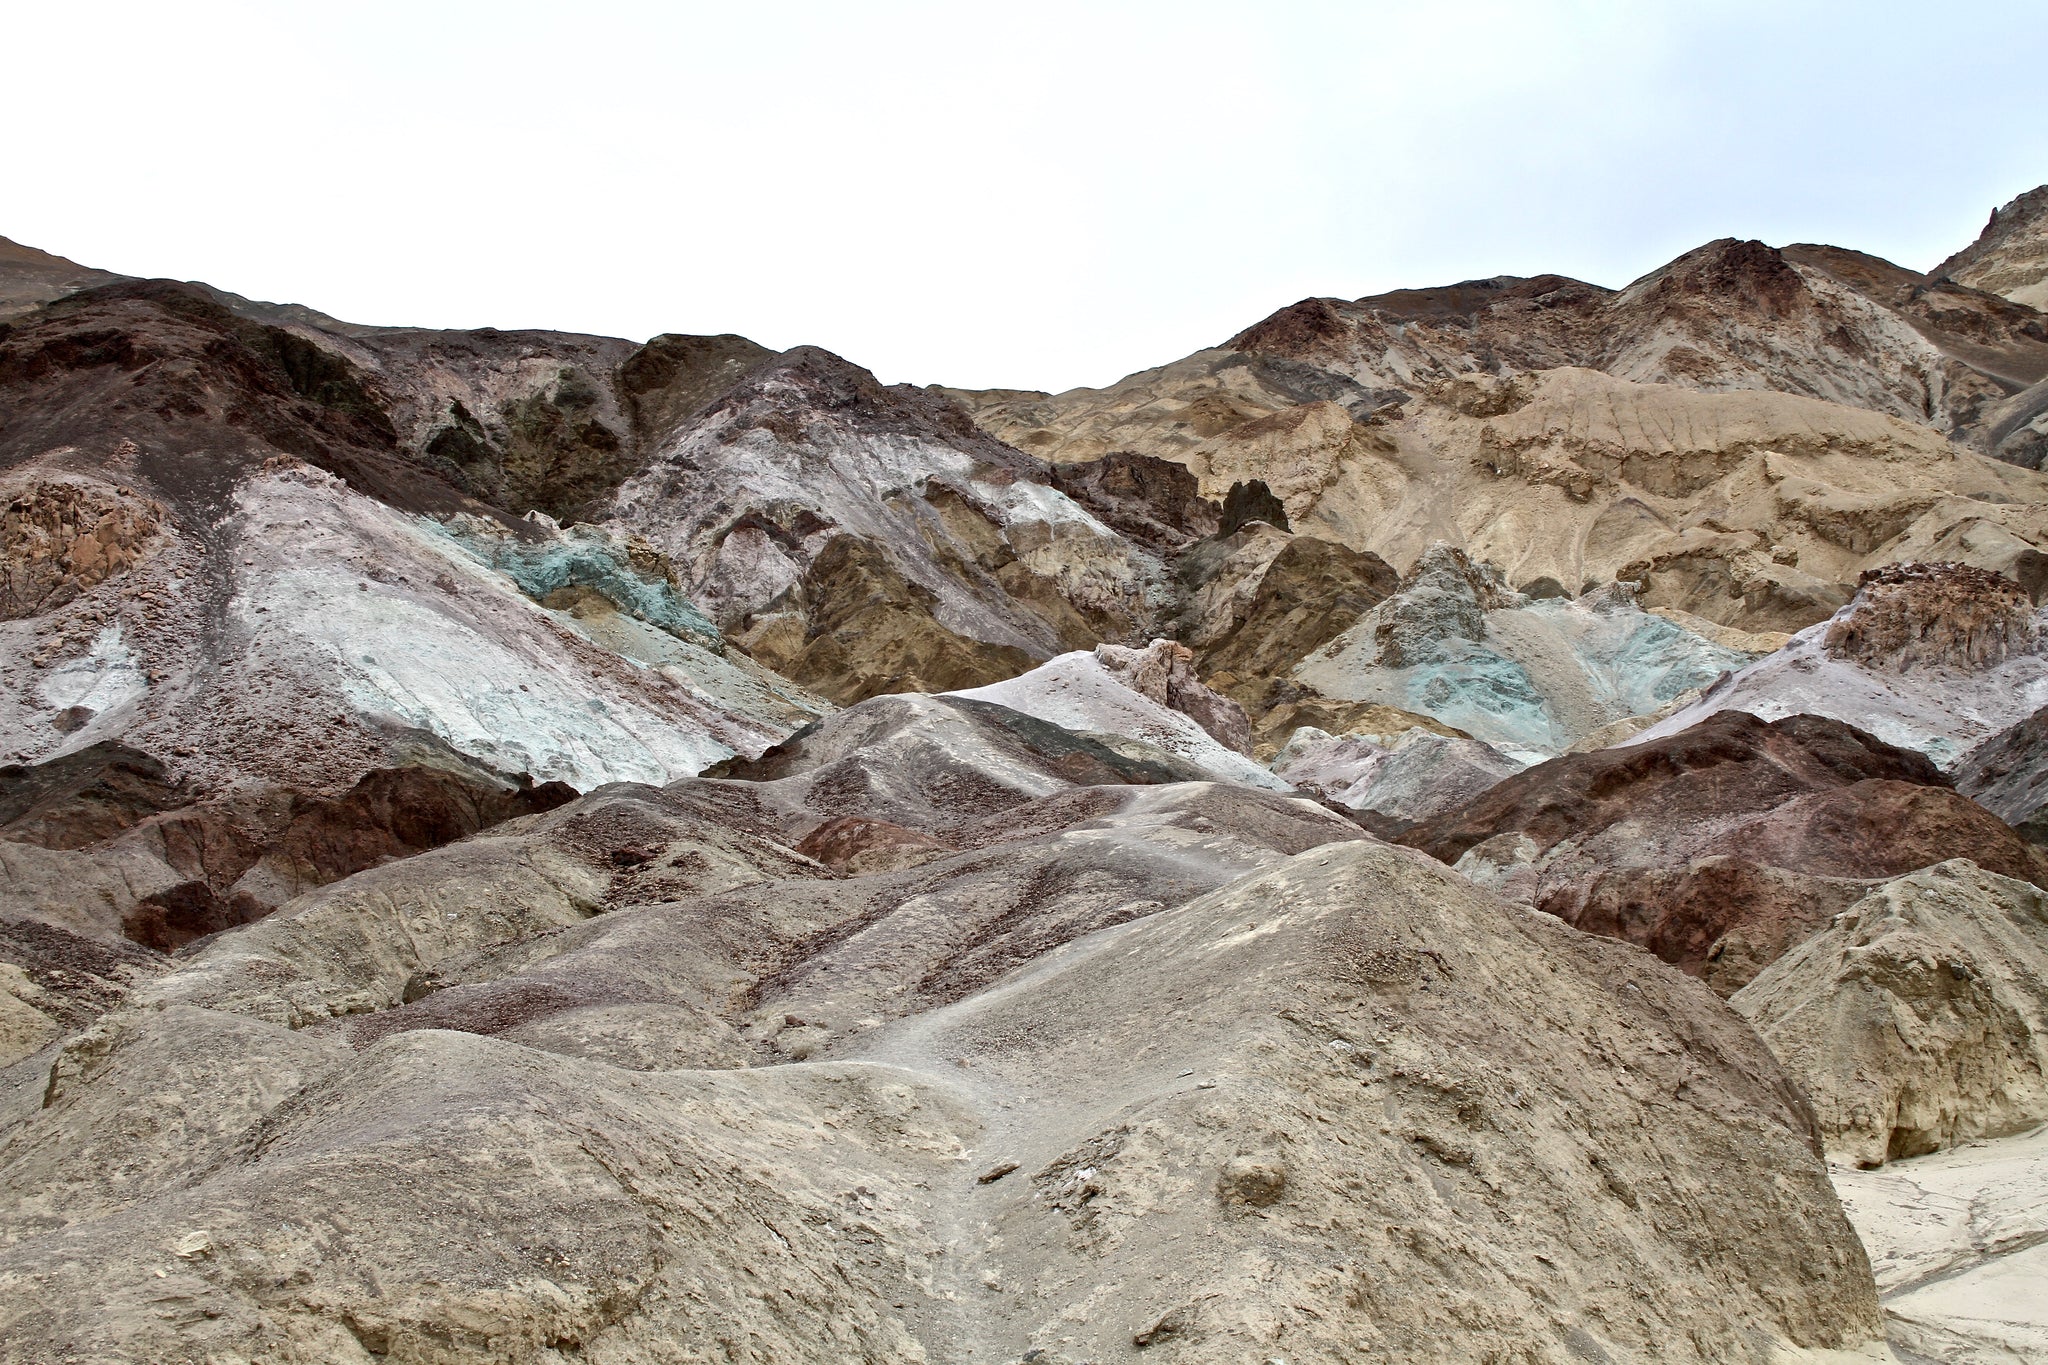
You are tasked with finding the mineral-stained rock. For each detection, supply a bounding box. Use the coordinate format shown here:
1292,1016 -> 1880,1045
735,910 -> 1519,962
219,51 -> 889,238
955,330 -> 2048,638
1823,561 -> 2040,671
0,459 -> 811,795
1401,710 -> 2048,991
738,532 -> 1036,703
0,739 -> 578,959
1,477 -> 163,620
1293,545 -> 1758,755
949,649 -> 1283,789
1734,859 -> 2048,1169
14,190 -> 2048,1363
1046,450 -> 1219,551
1406,710 -> 1945,868
1090,637 -> 1252,753
1369,543 -> 1521,668
1192,534 -> 1399,707
1247,689 -> 1465,761
1634,560 -> 2048,768
608,346 -> 1163,698
793,814 -> 954,874
0,741 -> 190,849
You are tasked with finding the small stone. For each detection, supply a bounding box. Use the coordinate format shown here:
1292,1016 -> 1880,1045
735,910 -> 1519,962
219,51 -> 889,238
1217,1157 -> 1288,1208
1133,1305 -> 1189,1347
978,1161 -> 1020,1184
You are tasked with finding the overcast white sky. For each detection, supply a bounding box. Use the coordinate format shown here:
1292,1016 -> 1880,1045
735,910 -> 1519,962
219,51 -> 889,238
5,2 -> 2045,392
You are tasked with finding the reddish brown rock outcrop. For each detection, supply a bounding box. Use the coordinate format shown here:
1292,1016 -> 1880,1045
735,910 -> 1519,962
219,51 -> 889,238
1,745 -> 576,952
1402,711 -> 2048,991
1404,710 -> 1941,866
1,477 -> 164,620
1047,451 -> 1220,551
793,814 -> 953,874
1822,561 -> 2040,671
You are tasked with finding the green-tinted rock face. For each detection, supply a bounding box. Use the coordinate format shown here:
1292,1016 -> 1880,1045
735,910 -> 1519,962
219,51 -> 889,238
433,515 -> 721,651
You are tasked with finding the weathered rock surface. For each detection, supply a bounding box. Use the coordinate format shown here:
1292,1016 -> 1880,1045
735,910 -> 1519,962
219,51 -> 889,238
1735,860 -> 2048,1169
1956,702 -> 2048,842
1404,710 -> 2048,992
0,739 -> 579,1058
954,196 -> 2048,635
1183,532 -> 1399,711
1634,560 -> 2048,768
948,646 -> 1282,789
0,236 -> 125,324
1269,725 -> 1526,828
20,192 -> 2048,1361
1089,637 -> 1252,752
0,782 -> 1887,1362
0,460 -> 819,794
1292,544 -> 1758,755
1823,561 -> 2039,671
607,347 -> 1164,703
1933,185 -> 2048,312
1246,690 -> 1465,762
1046,450 -> 1220,552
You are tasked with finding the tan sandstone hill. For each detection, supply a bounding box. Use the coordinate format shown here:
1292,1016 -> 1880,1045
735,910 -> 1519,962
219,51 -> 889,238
1734,859 -> 2048,1170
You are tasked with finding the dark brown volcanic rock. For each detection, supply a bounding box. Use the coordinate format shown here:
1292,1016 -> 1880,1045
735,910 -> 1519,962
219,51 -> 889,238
617,332 -> 778,450
1955,702 -> 2048,841
122,765 -> 579,950
1195,534 -> 1400,702
1,745 -> 576,953
1047,450 -> 1220,550
1217,476 -> 1290,535
1399,711 -> 2048,991
0,279 -> 469,521
0,741 -> 191,849
1402,710 -> 1946,867
1703,778 -> 2048,886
